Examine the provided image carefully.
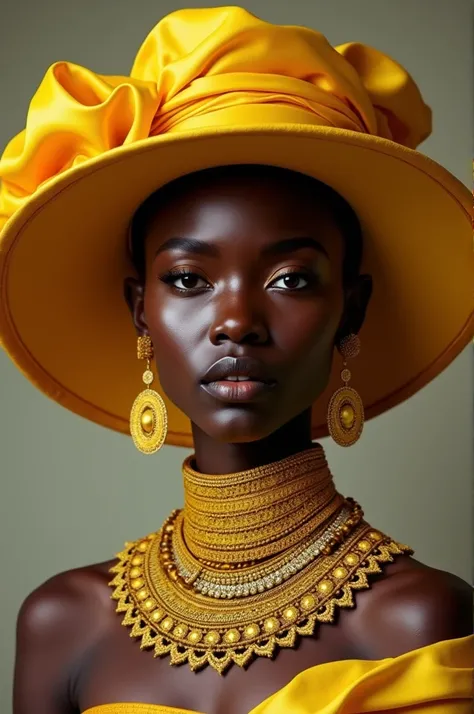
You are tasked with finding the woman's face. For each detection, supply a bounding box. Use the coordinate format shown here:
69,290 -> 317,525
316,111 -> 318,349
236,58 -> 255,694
127,169 -> 370,443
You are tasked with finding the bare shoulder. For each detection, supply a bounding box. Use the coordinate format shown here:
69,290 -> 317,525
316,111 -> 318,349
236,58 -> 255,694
14,559 -> 117,713
17,558 -> 116,637
347,554 -> 473,659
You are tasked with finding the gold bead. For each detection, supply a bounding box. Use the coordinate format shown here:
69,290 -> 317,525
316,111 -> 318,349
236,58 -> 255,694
369,531 -> 383,541
204,630 -> 220,645
263,617 -> 279,633
318,580 -> 333,594
141,408 -> 155,434
188,630 -> 203,644
169,570 -> 179,582
224,629 -> 241,644
333,567 -> 348,579
164,524 -> 174,534
144,598 -> 156,610
161,552 -> 171,563
151,609 -> 165,622
131,555 -> 144,566
131,578 -> 144,590
130,567 -> 142,579
161,617 -> 174,631
137,589 -> 148,601
244,624 -> 260,639
357,540 -> 371,552
283,606 -> 299,623
340,405 -> 355,429
301,594 -> 316,611
165,563 -> 175,573
344,553 -> 359,566
137,541 -> 148,553
173,624 -> 188,638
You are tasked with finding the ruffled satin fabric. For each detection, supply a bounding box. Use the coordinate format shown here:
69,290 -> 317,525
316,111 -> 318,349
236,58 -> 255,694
0,6 -> 431,228
82,635 -> 473,714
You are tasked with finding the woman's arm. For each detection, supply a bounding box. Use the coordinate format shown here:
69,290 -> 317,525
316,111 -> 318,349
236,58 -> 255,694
14,581 -> 75,714
13,565 -> 113,714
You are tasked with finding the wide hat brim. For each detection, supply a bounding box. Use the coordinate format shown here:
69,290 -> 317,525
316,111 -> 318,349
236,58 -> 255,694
0,123 -> 472,447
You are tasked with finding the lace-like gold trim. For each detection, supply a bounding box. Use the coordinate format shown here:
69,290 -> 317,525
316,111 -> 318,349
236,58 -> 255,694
108,520 -> 413,675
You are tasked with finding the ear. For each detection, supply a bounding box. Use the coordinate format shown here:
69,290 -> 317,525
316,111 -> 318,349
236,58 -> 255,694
335,273 -> 373,344
124,277 -> 148,335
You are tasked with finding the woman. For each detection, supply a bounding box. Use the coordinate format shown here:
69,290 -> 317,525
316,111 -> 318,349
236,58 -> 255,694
1,7 -> 473,714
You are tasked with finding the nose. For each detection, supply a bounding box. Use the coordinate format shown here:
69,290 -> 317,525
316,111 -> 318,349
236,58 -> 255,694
209,289 -> 270,346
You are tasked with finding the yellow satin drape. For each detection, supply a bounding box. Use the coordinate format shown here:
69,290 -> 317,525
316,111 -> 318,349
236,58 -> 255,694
83,635 -> 474,714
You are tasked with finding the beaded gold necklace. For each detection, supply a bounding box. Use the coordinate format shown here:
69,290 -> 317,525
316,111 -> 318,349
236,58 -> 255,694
109,447 -> 413,674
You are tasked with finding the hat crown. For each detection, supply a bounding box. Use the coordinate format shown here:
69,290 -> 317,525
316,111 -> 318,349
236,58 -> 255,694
0,5 -> 431,230
130,6 -> 430,144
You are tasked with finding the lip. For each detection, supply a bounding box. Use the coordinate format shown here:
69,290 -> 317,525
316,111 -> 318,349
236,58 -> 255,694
201,356 -> 275,385
201,379 -> 276,403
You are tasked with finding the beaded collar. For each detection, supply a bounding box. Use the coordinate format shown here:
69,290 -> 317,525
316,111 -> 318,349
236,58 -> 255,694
109,447 -> 413,674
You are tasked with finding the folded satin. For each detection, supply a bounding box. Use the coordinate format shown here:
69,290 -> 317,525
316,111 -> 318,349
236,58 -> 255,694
0,6 -> 431,228
82,634 -> 474,714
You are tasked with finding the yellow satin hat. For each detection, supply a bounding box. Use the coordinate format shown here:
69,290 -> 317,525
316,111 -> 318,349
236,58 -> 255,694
0,6 -> 472,447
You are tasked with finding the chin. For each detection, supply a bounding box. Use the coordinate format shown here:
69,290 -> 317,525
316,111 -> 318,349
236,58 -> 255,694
198,411 -> 280,444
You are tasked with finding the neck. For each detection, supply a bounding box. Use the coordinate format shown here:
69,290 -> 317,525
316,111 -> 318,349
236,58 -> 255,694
190,408 -> 314,475
181,443 -> 343,565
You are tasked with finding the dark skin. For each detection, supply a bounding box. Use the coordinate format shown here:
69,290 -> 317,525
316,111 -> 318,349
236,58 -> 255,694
13,169 -> 473,714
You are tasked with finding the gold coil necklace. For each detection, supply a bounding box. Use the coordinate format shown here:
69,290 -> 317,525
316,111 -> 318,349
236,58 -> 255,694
109,446 -> 413,674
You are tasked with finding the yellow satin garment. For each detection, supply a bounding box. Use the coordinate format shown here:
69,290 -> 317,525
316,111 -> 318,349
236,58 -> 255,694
83,635 -> 473,714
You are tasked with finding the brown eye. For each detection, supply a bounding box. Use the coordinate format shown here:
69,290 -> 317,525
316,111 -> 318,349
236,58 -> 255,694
269,272 -> 311,290
176,274 -> 203,289
160,269 -> 210,292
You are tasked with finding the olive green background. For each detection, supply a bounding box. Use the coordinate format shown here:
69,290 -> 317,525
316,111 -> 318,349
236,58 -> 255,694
0,0 -> 472,709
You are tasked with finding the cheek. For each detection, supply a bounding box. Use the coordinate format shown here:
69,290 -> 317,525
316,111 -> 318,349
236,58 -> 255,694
143,288 -> 202,389
275,289 -> 343,359
274,290 -> 343,402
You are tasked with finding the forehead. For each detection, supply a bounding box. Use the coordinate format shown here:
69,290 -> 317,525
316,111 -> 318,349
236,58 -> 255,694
144,166 -> 342,244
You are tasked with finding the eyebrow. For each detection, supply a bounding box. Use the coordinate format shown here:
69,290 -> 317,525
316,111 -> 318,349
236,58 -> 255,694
155,236 -> 329,259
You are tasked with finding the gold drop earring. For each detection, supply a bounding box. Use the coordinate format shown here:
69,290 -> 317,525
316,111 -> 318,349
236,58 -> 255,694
327,333 -> 364,447
130,335 -> 168,454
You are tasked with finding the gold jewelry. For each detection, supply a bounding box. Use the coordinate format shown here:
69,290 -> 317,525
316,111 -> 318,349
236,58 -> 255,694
130,335 -> 168,454
320,497 -> 364,554
109,447 -> 414,674
171,496 -> 357,586
170,503 -> 359,598
181,447 -> 341,563
110,519 -> 412,675
327,333 -> 364,447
